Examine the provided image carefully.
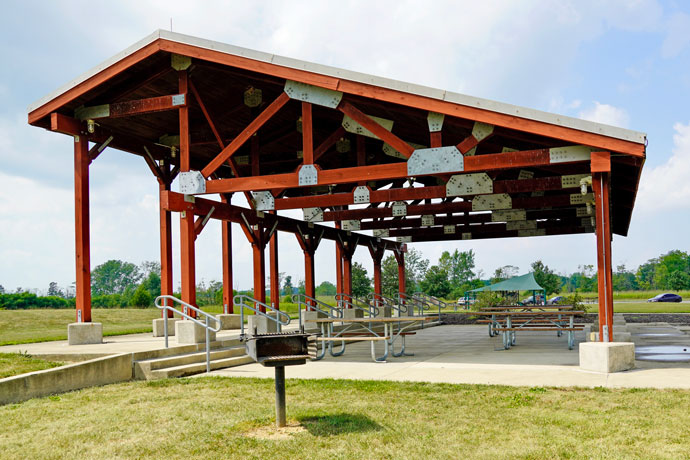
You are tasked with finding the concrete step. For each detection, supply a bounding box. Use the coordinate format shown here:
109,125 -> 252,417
149,355 -> 255,379
134,342 -> 250,380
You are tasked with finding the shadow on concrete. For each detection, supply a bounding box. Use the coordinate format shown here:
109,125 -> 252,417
298,413 -> 382,436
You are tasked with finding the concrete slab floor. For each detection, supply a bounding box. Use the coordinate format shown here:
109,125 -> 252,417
206,324 -> 690,389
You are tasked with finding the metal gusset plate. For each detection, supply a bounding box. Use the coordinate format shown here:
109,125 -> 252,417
443,225 -> 456,234
298,164 -> 318,186
462,232 -> 472,240
342,114 -> 394,139
178,171 -> 206,194
472,121 -> 494,141
506,220 -> 537,231
427,112 -> 445,132
492,209 -> 526,222
407,146 -> 464,176
342,220 -> 361,231
446,173 -> 492,197
303,207 -> 323,222
472,193 -> 512,211
421,215 -> 435,226
353,186 -> 370,204
253,191 -> 275,211
391,201 -> 407,217
383,141 -> 425,159
561,173 -> 590,188
576,206 -> 593,217
518,229 -> 546,237
518,170 -> 534,180
284,80 -> 343,108
397,236 -> 412,243
570,193 -> 594,205
549,145 -> 592,163
373,229 -> 389,237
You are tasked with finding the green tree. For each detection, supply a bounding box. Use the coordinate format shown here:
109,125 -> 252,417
282,276 -> 294,295
351,262 -> 371,297
668,271 -> 690,291
315,281 -> 336,296
130,283 -> 152,307
492,265 -> 519,283
439,249 -> 476,288
531,260 -> 561,295
381,255 -> 400,296
613,264 -> 637,291
636,259 -> 658,290
380,248 -> 430,296
91,260 -> 142,295
47,282 -> 63,297
419,265 -> 451,298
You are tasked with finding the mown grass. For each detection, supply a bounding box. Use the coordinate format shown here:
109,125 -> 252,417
0,352 -> 64,379
1,377 -> 690,459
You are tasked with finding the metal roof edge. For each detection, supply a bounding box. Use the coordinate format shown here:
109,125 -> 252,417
28,29 -> 647,145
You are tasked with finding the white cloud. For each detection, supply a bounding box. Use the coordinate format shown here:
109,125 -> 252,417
661,12 -> 690,58
637,121 -> 690,213
579,102 -> 630,128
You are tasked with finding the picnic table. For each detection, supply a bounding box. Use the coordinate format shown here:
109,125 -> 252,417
469,306 -> 585,350
306,316 -> 434,362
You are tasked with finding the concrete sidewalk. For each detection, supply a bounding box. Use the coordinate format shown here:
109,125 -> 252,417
206,324 -> 690,389
4,323 -> 690,389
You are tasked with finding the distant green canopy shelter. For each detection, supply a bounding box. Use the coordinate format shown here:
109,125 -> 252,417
466,273 -> 545,304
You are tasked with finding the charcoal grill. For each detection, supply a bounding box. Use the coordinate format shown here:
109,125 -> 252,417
243,331 -> 318,427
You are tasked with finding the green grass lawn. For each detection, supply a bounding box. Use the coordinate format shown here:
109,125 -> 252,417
612,302 -> 690,313
0,308 -> 161,346
0,352 -> 64,379
1,377 -> 689,459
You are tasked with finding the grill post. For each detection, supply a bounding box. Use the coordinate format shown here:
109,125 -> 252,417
275,365 -> 286,427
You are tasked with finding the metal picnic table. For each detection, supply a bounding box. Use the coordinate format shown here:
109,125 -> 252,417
468,307 -> 585,350
306,316 -> 434,362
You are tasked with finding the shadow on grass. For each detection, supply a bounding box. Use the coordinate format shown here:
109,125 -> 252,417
298,413 -> 382,436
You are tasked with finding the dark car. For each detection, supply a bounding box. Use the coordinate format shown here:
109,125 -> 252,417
547,296 -> 566,305
647,293 -> 683,303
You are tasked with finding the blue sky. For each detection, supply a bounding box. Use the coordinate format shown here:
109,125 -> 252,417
1,0 -> 689,293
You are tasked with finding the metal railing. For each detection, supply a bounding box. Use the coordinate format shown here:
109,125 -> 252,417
414,292 -> 446,316
292,294 -> 342,332
367,293 -> 405,316
154,295 -> 222,373
234,294 -> 291,339
335,293 -> 379,317
398,292 -> 432,316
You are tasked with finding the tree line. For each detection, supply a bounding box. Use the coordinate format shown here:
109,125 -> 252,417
1,249 -> 688,309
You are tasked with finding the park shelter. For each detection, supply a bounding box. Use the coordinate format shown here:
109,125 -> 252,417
466,272 -> 545,303
27,30 -> 646,343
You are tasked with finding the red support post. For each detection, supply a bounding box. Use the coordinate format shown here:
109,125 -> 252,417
269,226 -> 280,310
373,257 -> 382,296
395,251 -> 406,294
252,234 -> 267,312
592,151 -> 614,342
221,195 -> 234,314
74,135 -> 91,323
343,253 -> 353,297
302,102 -> 313,165
335,223 -> 344,294
159,179 -> 173,318
178,69 -> 197,317
304,249 -> 316,308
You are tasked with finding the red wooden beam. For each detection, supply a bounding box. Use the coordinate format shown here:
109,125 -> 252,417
407,225 -> 588,242
76,94 -> 187,120
338,101 -> 414,158
221,195 -> 234,314
159,179 -> 174,318
269,218 -> 280,310
593,152 -> 614,342
74,135 -> 91,323
302,102 -> 314,165
201,91 -> 290,178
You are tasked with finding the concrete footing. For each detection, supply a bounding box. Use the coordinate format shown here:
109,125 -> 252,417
175,320 -> 216,344
301,310 -> 325,331
589,331 -> 632,342
152,318 -> 179,337
67,322 -> 103,345
342,308 -> 364,320
248,314 -> 278,335
579,342 -> 635,373
217,314 -> 241,330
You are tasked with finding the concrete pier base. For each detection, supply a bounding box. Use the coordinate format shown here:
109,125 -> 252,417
301,310 -> 325,331
248,314 -> 278,335
342,308 -> 364,320
579,342 -> 635,373
68,322 -> 103,345
152,318 -> 179,337
175,320 -> 216,344
217,314 -> 241,330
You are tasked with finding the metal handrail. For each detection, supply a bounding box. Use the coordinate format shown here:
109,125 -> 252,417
292,294 -> 341,332
335,293 -> 379,317
154,295 -> 222,373
414,292 -> 446,316
234,294 -> 291,339
367,293 -> 405,316
398,292 -> 431,316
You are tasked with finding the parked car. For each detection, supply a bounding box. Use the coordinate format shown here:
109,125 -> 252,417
647,293 -> 683,303
547,295 -> 566,305
522,294 -> 544,305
